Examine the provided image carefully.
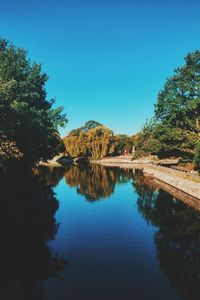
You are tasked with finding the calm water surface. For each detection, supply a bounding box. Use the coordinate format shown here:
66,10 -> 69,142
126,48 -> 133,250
1,164 -> 200,300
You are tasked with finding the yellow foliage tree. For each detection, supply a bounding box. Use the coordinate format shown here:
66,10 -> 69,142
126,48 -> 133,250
63,124 -> 118,159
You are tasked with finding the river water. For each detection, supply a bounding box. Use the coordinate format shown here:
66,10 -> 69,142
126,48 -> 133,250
1,164 -> 200,300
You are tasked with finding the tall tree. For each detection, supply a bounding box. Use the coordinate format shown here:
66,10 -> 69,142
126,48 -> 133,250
82,120 -> 102,132
0,39 -> 67,167
135,50 -> 200,161
64,123 -> 118,159
155,50 -> 200,132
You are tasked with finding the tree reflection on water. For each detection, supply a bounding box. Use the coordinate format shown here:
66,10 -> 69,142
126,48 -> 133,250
31,164 -> 200,300
64,164 -> 117,201
33,166 -> 66,187
133,171 -> 200,300
64,164 -> 134,201
0,168 -> 67,300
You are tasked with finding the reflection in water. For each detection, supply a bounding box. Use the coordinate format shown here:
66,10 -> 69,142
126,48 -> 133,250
35,164 -> 136,201
33,166 -> 66,187
132,170 -> 160,224
134,175 -> 200,300
8,164 -> 200,300
0,169 -> 67,300
64,164 -> 117,201
64,164 -> 135,201
63,165 -> 200,299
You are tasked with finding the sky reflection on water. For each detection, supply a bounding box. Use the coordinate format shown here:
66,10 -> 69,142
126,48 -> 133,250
41,164 -> 200,300
1,165 -> 200,300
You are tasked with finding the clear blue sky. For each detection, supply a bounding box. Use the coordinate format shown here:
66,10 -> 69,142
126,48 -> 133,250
1,0 -> 200,136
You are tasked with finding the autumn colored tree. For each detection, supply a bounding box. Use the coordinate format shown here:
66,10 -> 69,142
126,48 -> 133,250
63,121 -> 118,159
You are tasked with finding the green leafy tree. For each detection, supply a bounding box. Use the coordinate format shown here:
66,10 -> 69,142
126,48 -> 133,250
194,141 -> 200,171
153,124 -> 196,158
68,120 -> 102,136
155,50 -> 200,132
82,120 -> 102,132
135,51 -> 200,160
0,39 -> 67,167
135,121 -> 197,159
115,134 -> 134,154
134,120 -> 162,158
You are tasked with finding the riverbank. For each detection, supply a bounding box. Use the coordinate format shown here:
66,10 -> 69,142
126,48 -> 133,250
92,157 -> 200,201
38,155 -> 89,168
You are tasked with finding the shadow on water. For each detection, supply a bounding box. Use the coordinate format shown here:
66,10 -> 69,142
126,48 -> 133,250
133,171 -> 200,300
64,165 -> 200,300
4,164 -> 200,300
0,168 -> 67,300
33,166 -> 66,187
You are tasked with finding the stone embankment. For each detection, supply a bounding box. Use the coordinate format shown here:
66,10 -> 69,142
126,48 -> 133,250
93,156 -> 200,200
94,155 -> 179,165
143,164 -> 200,199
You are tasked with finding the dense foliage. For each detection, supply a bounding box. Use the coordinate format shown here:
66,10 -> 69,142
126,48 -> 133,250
0,39 -> 67,168
64,122 -> 116,158
135,121 -> 196,159
155,51 -> 200,132
63,121 -> 134,159
134,50 -> 200,168
115,134 -> 134,154
194,141 -> 200,171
